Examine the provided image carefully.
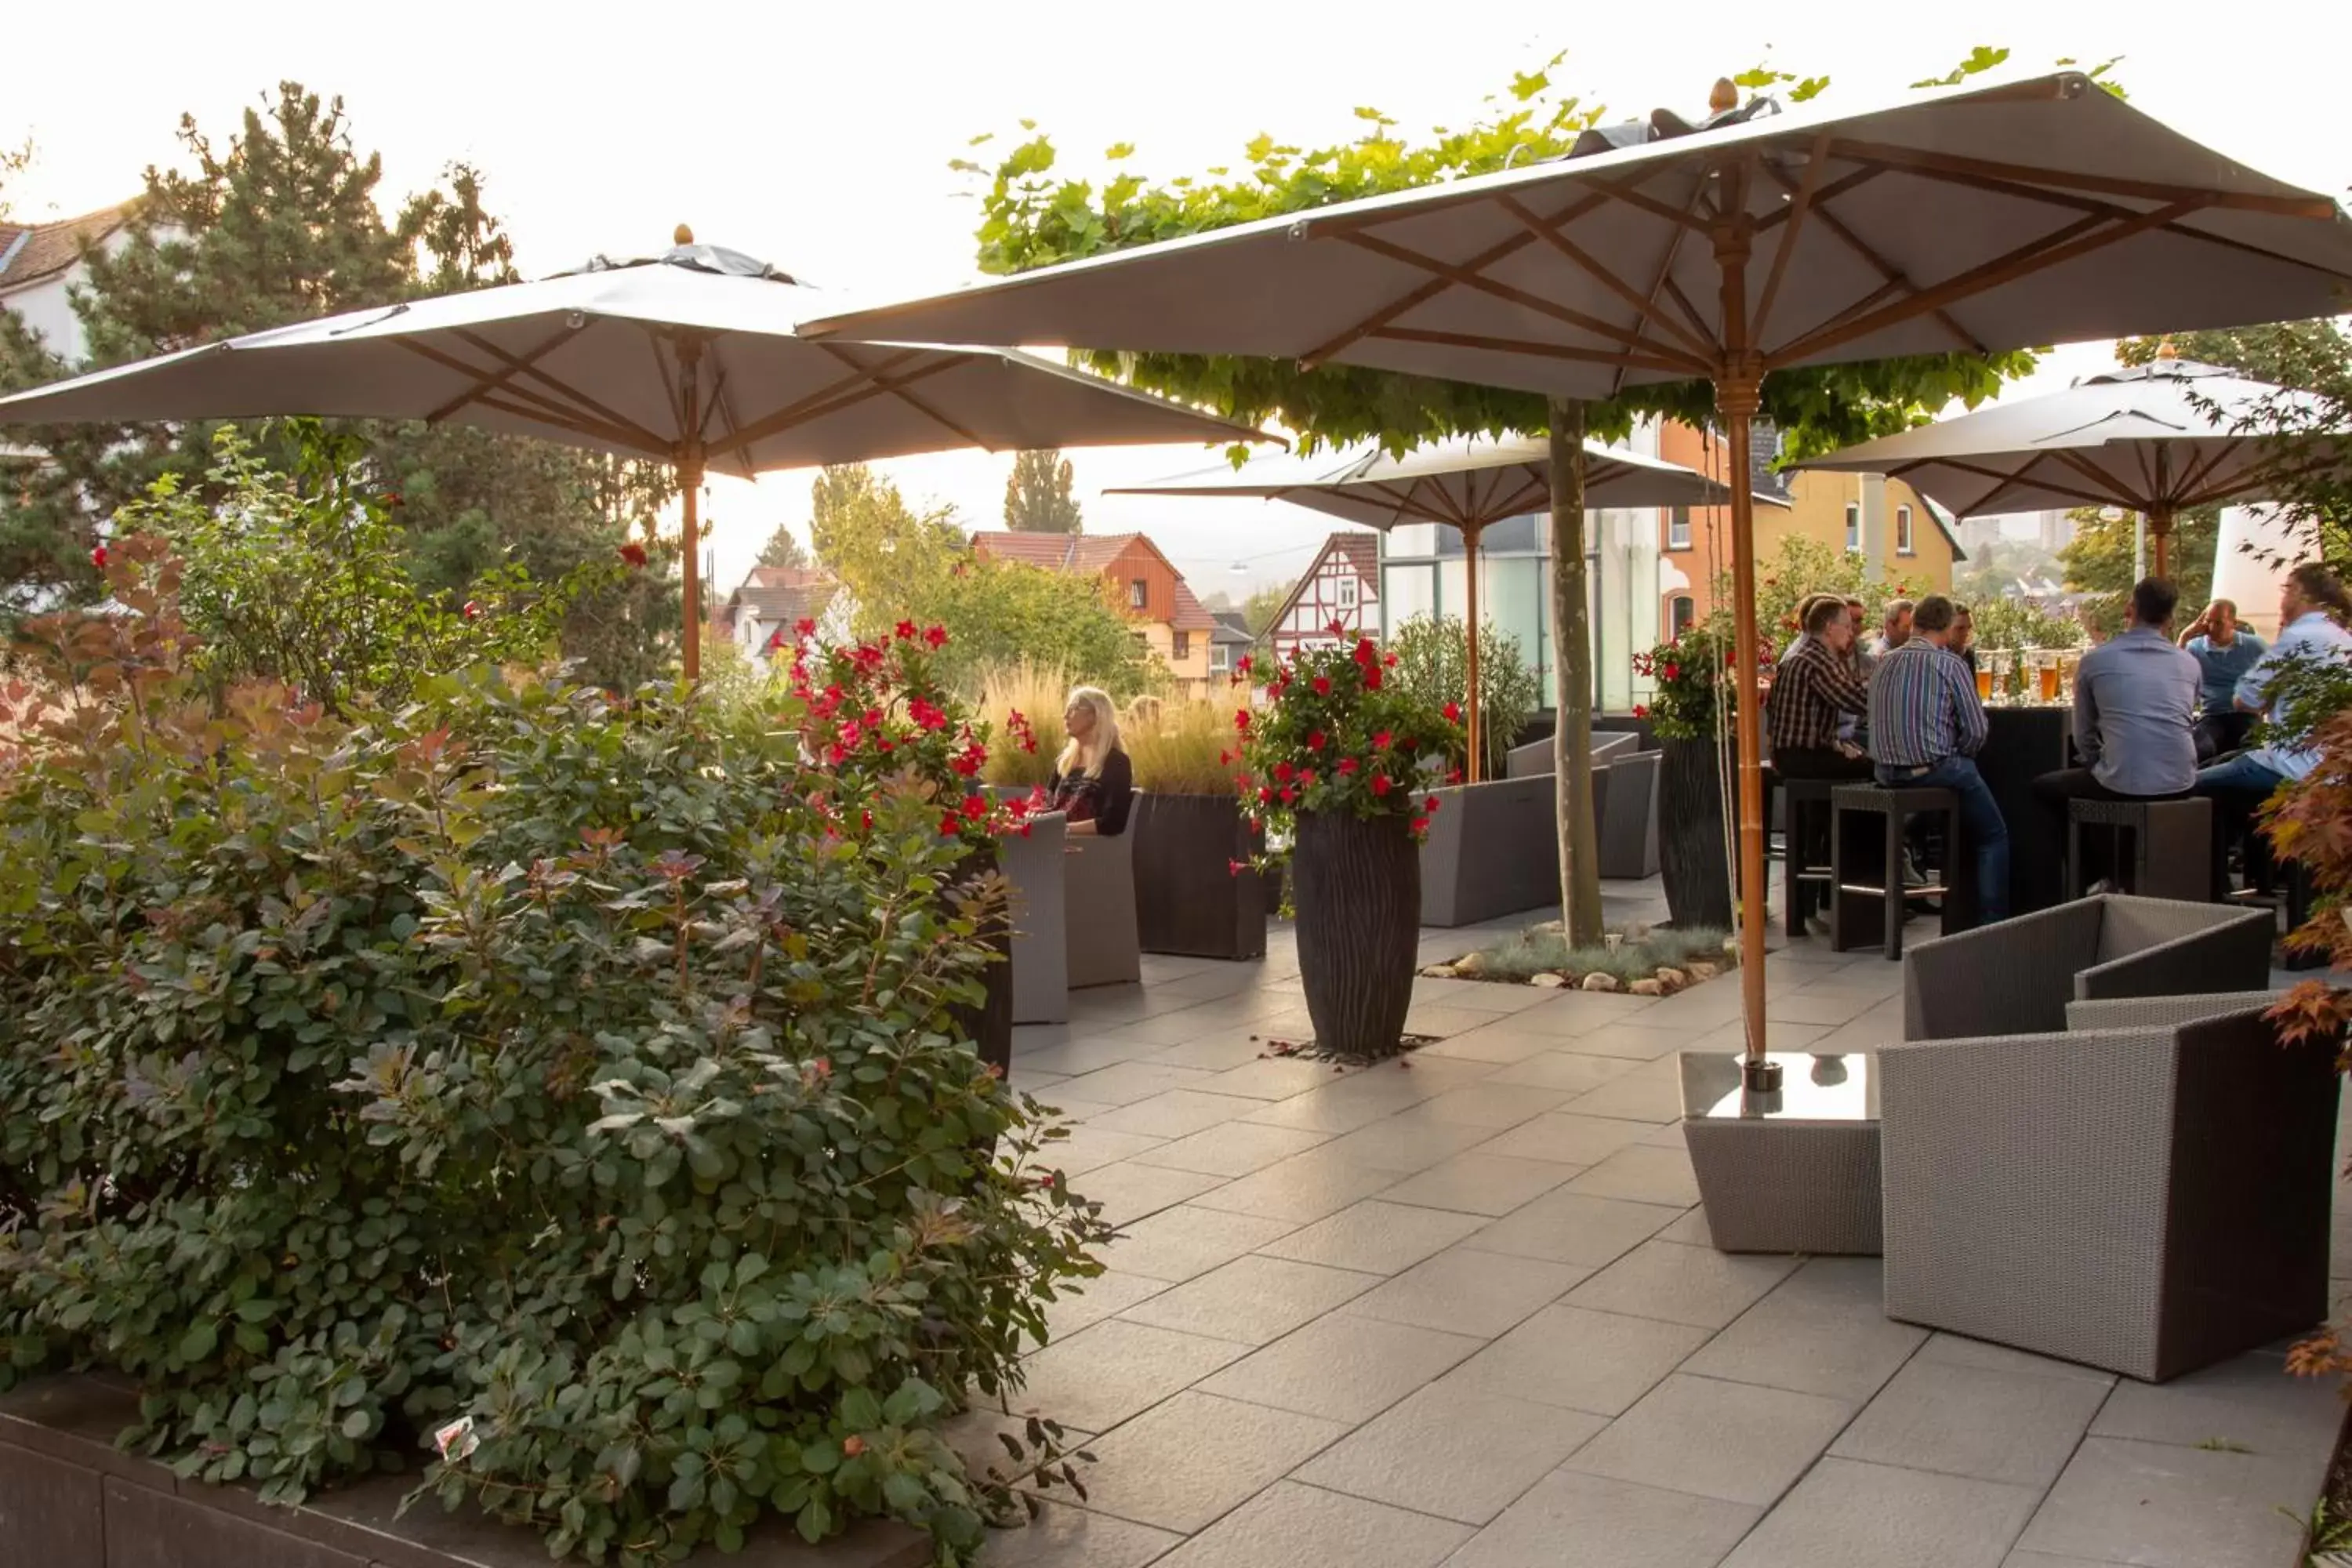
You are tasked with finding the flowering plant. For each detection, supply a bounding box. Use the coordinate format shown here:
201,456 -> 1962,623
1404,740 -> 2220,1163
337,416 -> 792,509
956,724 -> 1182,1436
1630,618 -> 1775,742
776,620 -> 1042,846
1226,626 -> 1464,861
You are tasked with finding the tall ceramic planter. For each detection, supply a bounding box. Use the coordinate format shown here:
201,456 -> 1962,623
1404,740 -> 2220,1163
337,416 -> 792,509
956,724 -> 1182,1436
944,845 -> 1014,1077
1658,736 -> 1733,931
1133,793 -> 1269,960
1291,811 -> 1420,1059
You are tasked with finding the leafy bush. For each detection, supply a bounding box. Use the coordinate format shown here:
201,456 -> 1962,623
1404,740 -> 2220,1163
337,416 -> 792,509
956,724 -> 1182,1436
1385,613 -> 1540,778
1738,535 -> 1922,650
1630,620 -> 1770,742
1967,593 -> 2083,654
0,553 -> 1105,1564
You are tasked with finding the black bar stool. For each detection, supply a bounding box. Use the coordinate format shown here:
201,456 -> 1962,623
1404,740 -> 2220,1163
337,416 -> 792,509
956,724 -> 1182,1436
1779,776 -> 1838,938
1830,783 -> 1976,960
2063,796 -> 2213,902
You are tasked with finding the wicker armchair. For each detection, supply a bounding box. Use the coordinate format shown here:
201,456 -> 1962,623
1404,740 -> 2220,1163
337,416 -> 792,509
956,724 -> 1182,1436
1418,775 -> 1562,927
996,810 -> 1069,1024
1878,992 -> 2337,1381
1900,894 -> 2273,1040
1504,728 -> 1637,779
1065,808 -> 1143,990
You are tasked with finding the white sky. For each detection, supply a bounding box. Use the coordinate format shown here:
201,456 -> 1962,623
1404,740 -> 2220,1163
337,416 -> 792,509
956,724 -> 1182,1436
9,1 -> 2350,598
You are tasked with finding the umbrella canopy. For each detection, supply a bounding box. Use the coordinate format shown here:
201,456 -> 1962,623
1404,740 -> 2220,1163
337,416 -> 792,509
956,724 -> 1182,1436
1794,352 -> 2344,576
804,70 -> 2352,1076
1111,434 -> 1788,776
0,234 -> 1276,676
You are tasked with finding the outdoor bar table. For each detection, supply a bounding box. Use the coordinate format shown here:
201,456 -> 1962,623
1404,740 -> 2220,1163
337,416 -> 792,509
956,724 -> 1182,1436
1974,704 -> 2075,917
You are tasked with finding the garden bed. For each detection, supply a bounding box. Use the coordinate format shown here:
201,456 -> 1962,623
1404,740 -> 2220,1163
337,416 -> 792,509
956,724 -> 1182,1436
1423,923 -> 1734,996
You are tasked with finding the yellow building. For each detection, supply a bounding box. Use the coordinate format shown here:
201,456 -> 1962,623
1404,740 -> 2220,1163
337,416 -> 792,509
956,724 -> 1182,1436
968,531 -> 1218,699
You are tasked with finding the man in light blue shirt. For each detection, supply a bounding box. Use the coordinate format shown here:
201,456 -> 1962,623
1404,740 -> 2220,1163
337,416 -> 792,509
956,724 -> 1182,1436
2194,563 -> 2352,887
2177,597 -> 2267,760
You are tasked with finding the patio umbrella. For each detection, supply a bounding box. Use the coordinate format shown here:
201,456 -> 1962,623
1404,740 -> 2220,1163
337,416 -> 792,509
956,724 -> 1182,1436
1795,343 -> 2347,578
0,230 -> 1274,678
1109,434 -> 1788,777
803,69 -> 2352,1078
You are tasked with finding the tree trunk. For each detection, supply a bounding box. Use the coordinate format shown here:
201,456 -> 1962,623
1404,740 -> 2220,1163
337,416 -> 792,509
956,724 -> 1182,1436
1291,811 -> 1420,1061
1548,397 -> 1604,947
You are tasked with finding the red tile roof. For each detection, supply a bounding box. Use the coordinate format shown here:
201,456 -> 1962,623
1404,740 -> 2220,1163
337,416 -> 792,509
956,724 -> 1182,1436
1167,577 -> 1216,634
0,201 -> 138,294
969,531 -> 1214,630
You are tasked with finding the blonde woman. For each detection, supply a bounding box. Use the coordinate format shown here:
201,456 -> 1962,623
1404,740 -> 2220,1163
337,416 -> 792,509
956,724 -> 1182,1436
1046,686 -> 1134,837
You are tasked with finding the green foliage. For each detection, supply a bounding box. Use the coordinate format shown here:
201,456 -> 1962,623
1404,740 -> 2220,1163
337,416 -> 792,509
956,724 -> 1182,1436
1967,593 -> 2083,655
1465,924 -> 1731,984
1231,637 -> 1462,859
2060,504 -> 2217,617
1239,583 -> 1290,641
809,463 -> 966,596
0,577 -> 1107,1563
757,521 -> 811,570
1002,450 -> 1083,534
1955,533 -> 2063,604
1632,620 -> 1768,742
1741,535 -> 1924,648
1384,614 -> 1541,778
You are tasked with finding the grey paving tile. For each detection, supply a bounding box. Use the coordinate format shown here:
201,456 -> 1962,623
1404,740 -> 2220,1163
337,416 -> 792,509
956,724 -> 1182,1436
1517,1022 -> 1694,1058
1120,1254 -> 1381,1346
1563,1142 -> 1702,1206
1914,1332 -> 2121,1388
1012,1319 -> 1250,1432
1107,1203 -> 1299,1283
1257,1200 -> 1486,1275
2088,1349 -> 2346,1488
1999,1554 -> 2130,1568
1473,1109 -> 1657,1165
1374,1152 -> 1580,1216
1199,1311 -> 1483,1422
1150,1481 -> 1472,1568
972,1501 -> 1179,1568
1719,1456 -> 2040,1568
1341,1245 -> 1588,1338
1566,1239 -> 1801,1329
1559,1065 -> 1690,1123
1294,1377 -> 1606,1525
1443,1470 -> 1760,1568
1128,1120 -> 1330,1178
1414,974 -> 1555,1012
1682,1257 -> 1929,1403
1142,1031 -> 1297,1072
1204,1054 -> 1347,1101
1067,1160 -> 1229,1228
1312,1116 -> 1498,1174
1449,1304 -> 1710,1416
1402,1080 -> 1580,1129
1242,1073 -> 1445,1134
1402,1004 -> 1505,1040
1762,989 -> 1881,1025
1461,1189 -> 1685,1268
1830,1356 -> 2114,1489
1187,1147 -> 1403,1224
1070,1391 -> 1348,1534
1412,1025 -> 1563,1065
1502,993 -> 1669,1036
1032,1123 -> 1168,1178
1486,1047 -> 1664,1091
2016,1437 -> 2314,1568
1032,1271 -> 1173,1347
1087,1088 -> 1269,1138
1566,1373 -> 1855,1507
1018,1036 -> 1171,1078
1053,1059 -> 1228,1108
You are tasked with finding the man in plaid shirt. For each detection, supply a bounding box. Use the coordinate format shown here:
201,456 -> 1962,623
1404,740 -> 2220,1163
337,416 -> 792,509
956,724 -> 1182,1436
1769,597 -> 1871,782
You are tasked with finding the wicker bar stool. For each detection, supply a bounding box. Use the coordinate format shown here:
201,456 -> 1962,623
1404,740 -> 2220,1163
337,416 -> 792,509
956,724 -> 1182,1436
1831,783 -> 1975,960
2064,795 -> 2212,902
1778,775 -> 1839,938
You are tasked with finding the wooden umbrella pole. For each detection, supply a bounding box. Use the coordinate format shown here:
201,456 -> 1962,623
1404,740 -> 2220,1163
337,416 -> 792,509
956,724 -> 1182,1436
676,336 -> 706,684
2148,503 -> 2173,580
1465,521 -> 1483,782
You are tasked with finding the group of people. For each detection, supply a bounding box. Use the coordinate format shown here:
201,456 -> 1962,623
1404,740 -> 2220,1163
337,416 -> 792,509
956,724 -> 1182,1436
1765,562 -> 2352,924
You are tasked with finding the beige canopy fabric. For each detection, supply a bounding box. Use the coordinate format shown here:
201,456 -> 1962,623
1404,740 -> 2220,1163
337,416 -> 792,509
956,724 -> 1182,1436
1795,356 -> 2344,575
0,238 -> 1275,675
802,68 -> 2352,1077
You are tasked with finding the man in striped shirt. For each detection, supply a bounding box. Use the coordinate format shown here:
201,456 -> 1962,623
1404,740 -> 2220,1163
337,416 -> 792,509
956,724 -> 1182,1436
1867,595 -> 2010,920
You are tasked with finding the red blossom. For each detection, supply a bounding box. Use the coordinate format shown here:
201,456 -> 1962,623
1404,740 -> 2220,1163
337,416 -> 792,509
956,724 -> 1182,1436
1663,663 -> 1681,680
895,619 -> 918,641
1383,652 -> 1398,668
1312,676 -> 1332,695
924,624 -> 949,648
1364,667 -> 1382,690
89,544 -> 107,570
1274,760 -> 1295,782
1442,702 -> 1461,722
380,492 -> 404,509
1371,775 -> 1392,797
1425,794 -> 1442,812
1235,710 -> 1252,731
1306,731 -> 1325,750
939,813 -> 962,837
1410,815 -> 1430,834
961,793 -> 989,821
1352,637 -> 1377,665
462,600 -> 481,620
618,542 -> 648,568
842,1435 -> 866,1457
1279,785 -> 1297,804
1373,729 -> 1392,750
1337,757 -> 1359,775
1632,702 -> 1650,719
1236,655 -> 1253,675
1258,786 -> 1275,804
1228,858 -> 1248,878
795,616 -> 817,637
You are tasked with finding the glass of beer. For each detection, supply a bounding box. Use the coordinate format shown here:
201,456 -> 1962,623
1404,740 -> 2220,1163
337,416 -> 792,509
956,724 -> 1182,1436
1975,660 -> 1994,701
2034,649 -> 2061,703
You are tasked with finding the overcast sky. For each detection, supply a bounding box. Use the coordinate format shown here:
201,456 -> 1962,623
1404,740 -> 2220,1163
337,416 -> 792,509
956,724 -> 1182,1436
9,2 -> 2350,598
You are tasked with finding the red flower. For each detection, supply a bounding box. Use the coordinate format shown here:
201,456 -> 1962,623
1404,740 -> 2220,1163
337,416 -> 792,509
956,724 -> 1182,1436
1258,786 -> 1275,804
1442,702 -> 1461,723
939,813 -> 962,837
1425,794 -> 1442,812
1274,760 -> 1295,782
89,544 -> 107,570
380,492 -> 404,509
1279,785 -> 1297,804
618,542 -> 648,568
859,810 -> 873,833
1663,663 -> 1681,681
961,793 -> 989,821
1371,775 -> 1392,797
1337,757 -> 1359,775
1306,731 -> 1326,750
1312,676 -> 1332,695
842,1436 -> 866,1457
1298,768 -> 1317,787
1353,637 -> 1377,665
1236,655 -> 1254,676
1228,858 -> 1248,878
1364,667 -> 1382,690
1327,617 -> 1348,636
924,624 -> 949,648
895,619 -> 917,641
1235,710 -> 1252,731
1632,702 -> 1650,719
1383,652 -> 1398,668
795,616 -> 817,637
462,600 -> 481,620
1410,815 -> 1430,834
1373,729 -> 1392,750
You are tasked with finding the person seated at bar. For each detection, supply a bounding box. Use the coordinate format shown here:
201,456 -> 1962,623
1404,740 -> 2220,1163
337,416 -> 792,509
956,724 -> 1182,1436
1951,603 -> 1978,673
1869,597 -> 1915,660
1868,594 -> 2009,921
2177,597 -> 2267,761
2031,578 -> 2198,887
2194,563 -> 2352,887
1778,593 -> 1833,668
1770,597 -> 1873,782
1047,685 -> 1134,837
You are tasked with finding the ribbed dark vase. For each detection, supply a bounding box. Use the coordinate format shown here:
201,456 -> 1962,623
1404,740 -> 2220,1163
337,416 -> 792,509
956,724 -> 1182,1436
943,845 -> 1013,1079
1290,811 -> 1420,1060
1658,737 -> 1734,931
1134,793 -> 1269,960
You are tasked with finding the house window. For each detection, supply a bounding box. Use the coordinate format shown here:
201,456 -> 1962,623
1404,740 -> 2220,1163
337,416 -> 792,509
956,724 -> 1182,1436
1173,631 -> 1191,660
1896,504 -> 1915,555
1337,575 -> 1359,610
1844,502 -> 1861,552
1668,506 -> 1692,549
1209,643 -> 1230,674
1128,579 -> 1148,609
1668,596 -> 1696,640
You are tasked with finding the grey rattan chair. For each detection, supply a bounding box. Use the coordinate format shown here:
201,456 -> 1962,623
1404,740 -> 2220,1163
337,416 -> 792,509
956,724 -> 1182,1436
996,810 -> 1069,1024
1418,775 -> 1561,927
1878,993 -> 2338,1381
1065,809 -> 1142,990
1900,894 -> 2273,1040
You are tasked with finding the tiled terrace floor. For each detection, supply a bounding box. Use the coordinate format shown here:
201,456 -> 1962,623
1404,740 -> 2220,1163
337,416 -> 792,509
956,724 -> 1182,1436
966,881 -> 2350,1568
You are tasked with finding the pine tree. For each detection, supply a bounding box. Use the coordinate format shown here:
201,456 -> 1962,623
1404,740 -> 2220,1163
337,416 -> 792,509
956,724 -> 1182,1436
1002,448 -> 1083,533
757,523 -> 810,570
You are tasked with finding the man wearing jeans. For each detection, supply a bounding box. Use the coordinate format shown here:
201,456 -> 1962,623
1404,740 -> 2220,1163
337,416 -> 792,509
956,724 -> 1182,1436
1867,595 -> 2010,921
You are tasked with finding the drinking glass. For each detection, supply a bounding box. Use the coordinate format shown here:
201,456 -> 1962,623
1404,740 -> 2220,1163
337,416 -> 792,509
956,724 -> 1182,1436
2034,649 -> 2060,703
1975,661 -> 1994,701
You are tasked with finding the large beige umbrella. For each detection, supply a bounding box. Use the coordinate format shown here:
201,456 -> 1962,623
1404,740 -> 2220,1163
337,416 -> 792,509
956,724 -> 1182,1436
1796,345 -> 2347,577
1109,434 -> 1788,776
805,70 -> 2352,1080
0,231 -> 1274,677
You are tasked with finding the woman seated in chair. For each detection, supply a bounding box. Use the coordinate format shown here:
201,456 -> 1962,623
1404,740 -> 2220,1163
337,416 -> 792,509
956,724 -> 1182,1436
1047,685 -> 1134,837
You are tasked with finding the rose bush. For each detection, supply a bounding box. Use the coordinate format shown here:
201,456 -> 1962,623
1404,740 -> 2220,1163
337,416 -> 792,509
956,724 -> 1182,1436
1631,619 -> 1774,741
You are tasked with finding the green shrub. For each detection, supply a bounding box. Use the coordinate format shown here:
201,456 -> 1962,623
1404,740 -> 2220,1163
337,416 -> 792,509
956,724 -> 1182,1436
1468,924 -> 1731,983
1385,614 -> 1540,778
0,561 -> 1105,1563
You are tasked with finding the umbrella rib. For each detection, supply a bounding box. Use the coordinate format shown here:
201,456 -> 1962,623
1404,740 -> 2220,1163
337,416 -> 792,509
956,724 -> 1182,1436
1822,138 -> 2345,221
2170,440 -> 2241,503
702,348 -> 936,461
1751,136 -> 1834,349
1933,454 -> 2129,513
466,392 -> 667,456
1330,230 -> 1713,375
1368,325 -> 1683,376
1751,162 -> 1882,231
2046,447 -> 2152,508
706,352 -> 967,461
446,328 -> 667,449
827,343 -> 993,452
1607,184 -> 1711,397
1769,200 -> 2203,366
395,338 -> 662,452
1755,161 -> 1987,355
419,323 -> 582,425
1494,194 -> 1720,365
1295,190 -> 1610,370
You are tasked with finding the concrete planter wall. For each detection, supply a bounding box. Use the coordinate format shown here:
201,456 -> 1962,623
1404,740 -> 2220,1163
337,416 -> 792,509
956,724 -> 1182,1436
0,1375 -> 926,1568
1132,793 -> 1269,960
1417,775 -> 1562,927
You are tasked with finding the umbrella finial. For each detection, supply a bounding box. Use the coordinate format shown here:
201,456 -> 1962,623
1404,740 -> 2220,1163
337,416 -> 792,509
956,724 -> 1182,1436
2154,336 -> 2179,361
674,223 -> 695,246
1709,78 -> 1740,114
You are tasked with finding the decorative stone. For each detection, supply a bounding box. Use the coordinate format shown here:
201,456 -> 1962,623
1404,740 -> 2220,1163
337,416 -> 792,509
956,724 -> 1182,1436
1455,952 -> 1487,976
1687,962 -> 1719,982
1581,973 -> 1621,993
1418,965 -> 1457,979
1533,920 -> 1565,935
1654,967 -> 1688,989
1530,972 -> 1568,989
1628,978 -> 1666,996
